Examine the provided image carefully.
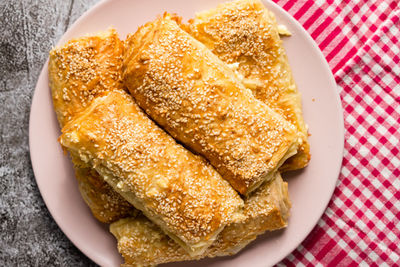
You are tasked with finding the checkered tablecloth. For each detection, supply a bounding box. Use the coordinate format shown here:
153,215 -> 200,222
272,0 -> 400,265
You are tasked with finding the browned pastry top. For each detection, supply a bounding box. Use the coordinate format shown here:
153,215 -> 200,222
49,29 -> 124,127
124,14 -> 298,194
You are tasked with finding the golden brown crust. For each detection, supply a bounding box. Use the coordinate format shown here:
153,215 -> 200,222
110,173 -> 290,266
205,173 -> 291,257
49,28 -> 125,127
48,29 -> 134,223
123,14 -> 298,195
74,167 -> 135,223
60,90 -> 244,256
111,216 -> 191,267
185,0 -> 310,171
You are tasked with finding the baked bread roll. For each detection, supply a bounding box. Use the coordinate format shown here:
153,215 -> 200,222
185,0 -> 310,171
60,90 -> 244,256
110,172 -> 290,266
48,29 -> 134,223
123,14 -> 298,195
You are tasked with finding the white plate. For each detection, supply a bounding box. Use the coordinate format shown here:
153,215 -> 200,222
29,0 -> 344,266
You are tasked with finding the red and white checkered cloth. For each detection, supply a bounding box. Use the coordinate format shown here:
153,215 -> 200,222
272,0 -> 400,265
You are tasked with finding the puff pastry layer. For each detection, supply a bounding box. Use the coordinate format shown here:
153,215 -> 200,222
186,0 -> 310,171
123,14 -> 298,195
110,172 -> 290,266
49,29 -> 134,223
60,90 -> 244,256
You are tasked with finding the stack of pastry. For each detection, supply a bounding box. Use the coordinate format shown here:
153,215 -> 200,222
49,0 -> 310,265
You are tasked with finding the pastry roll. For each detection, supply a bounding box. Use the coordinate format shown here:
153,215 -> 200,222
123,14 -> 298,195
59,90 -> 244,256
185,0 -> 310,171
49,28 -> 124,127
74,167 -> 137,222
49,29 -> 134,223
110,173 -> 290,266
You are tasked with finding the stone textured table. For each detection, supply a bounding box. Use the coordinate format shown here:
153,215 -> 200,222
1,1 -> 100,266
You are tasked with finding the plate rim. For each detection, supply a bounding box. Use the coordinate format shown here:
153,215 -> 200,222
29,0 -> 344,266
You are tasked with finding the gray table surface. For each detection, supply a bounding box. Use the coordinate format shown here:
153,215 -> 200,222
1,1 -> 101,266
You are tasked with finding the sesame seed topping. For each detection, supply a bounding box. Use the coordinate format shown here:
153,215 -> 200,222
109,173 -> 290,266
49,29 -> 124,127
186,0 -> 310,170
124,14 -> 297,194
61,90 -> 243,250
49,29 -> 135,223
